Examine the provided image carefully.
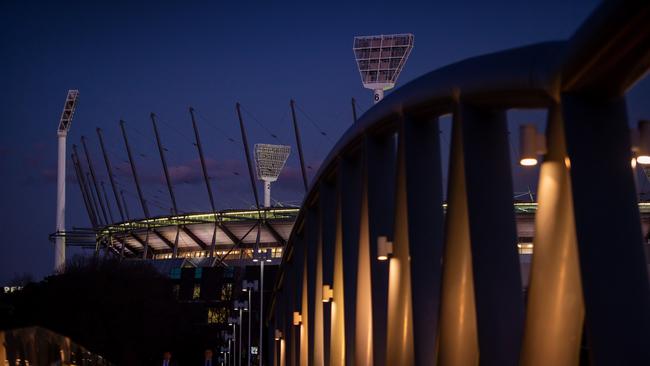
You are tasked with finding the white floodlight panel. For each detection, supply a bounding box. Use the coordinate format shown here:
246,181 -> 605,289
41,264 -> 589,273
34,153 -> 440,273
58,89 -> 80,133
353,34 -> 414,90
254,144 -> 291,182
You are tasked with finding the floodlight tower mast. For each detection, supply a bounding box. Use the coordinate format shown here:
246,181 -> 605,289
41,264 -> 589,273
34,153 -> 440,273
54,90 -> 79,272
353,34 -> 414,103
254,144 -> 291,207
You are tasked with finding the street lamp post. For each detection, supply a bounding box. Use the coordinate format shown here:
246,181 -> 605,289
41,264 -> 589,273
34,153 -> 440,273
234,301 -> 248,366
243,280 -> 259,366
253,250 -> 272,366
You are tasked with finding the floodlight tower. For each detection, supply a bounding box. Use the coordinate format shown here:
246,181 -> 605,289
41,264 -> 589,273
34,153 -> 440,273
353,33 -> 414,103
55,90 -> 80,272
254,144 -> 291,207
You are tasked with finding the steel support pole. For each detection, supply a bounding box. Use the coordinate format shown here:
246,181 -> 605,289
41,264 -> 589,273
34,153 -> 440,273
81,136 -> 110,225
71,150 -> 98,228
319,180 -> 336,366
54,132 -> 67,272
351,98 -> 358,123
100,181 -> 115,224
460,103 -> 524,365
248,289 -> 252,366
562,93 -> 650,364
189,107 -> 218,256
236,103 -> 261,210
437,110 -> 478,366
339,154 -> 362,366
385,120 -> 415,366
364,132 -> 396,366
520,105 -> 584,365
120,120 -> 150,219
290,100 -> 309,193
240,309 -> 244,366
401,114 -> 444,365
259,260 -> 264,366
120,190 -> 130,221
97,128 -> 125,222
86,172 -> 104,227
151,113 -> 178,215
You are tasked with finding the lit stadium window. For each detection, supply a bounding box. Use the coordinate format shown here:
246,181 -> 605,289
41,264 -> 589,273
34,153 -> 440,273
221,283 -> 233,301
193,284 -> 201,300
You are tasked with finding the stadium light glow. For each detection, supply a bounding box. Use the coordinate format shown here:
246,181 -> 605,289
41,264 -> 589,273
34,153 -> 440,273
353,34 -> 414,103
254,144 -> 291,207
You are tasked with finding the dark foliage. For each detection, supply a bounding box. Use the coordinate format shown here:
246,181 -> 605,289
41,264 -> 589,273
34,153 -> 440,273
0,257 -> 193,365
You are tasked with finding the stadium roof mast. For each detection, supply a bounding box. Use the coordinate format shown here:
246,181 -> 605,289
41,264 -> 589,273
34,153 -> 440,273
254,144 -> 291,208
353,33 -> 414,103
54,90 -> 79,272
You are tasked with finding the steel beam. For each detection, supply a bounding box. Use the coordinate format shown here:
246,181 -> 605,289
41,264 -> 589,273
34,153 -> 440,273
181,226 -> 208,251
290,100 -> 309,193
460,103 -> 524,365
265,222 -> 287,246
562,93 -> 650,364
97,128 -> 125,222
236,103 -> 261,210
120,120 -> 150,219
81,136 -> 110,224
151,113 -> 179,215
339,153 -> 362,366
189,107 -> 218,256
364,131 -> 395,366
401,113 -> 444,365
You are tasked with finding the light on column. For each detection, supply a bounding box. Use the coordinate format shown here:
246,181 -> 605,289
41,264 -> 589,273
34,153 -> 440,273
377,236 -> 393,261
322,284 -> 334,303
274,329 -> 283,340
635,120 -> 650,165
293,311 -> 302,326
519,124 -> 546,166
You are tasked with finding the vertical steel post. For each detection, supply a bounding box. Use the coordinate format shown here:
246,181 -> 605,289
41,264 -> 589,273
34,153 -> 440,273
97,128 -> 125,222
120,120 -> 150,219
120,190 -> 130,221
562,93 -> 650,364
151,113 -> 179,215
401,114 -> 444,365
85,172 -> 104,227
189,107 -> 218,257
100,181 -> 115,224
71,152 -> 97,229
290,100 -> 309,193
236,103 -> 261,210
460,103 -> 524,365
81,136 -> 110,225
54,132 -> 67,271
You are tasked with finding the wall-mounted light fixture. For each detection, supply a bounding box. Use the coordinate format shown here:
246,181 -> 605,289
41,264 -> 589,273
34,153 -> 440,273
274,329 -> 283,340
293,311 -> 302,326
519,124 -> 547,166
377,236 -> 393,261
632,120 -> 650,165
242,280 -> 259,292
234,300 -> 248,311
228,316 -> 238,326
322,284 -> 334,303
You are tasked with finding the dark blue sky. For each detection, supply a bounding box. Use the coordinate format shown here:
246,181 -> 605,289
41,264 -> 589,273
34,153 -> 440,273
2,0 -> 648,283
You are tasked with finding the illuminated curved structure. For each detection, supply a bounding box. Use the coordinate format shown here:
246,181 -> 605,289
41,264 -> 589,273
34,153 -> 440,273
268,1 -> 650,365
94,208 -> 299,261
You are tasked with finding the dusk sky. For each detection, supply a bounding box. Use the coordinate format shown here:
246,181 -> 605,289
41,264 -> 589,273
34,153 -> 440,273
2,0 -> 649,283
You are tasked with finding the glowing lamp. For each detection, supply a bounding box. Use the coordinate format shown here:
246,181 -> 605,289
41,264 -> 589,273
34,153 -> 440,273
377,236 -> 393,261
322,285 -> 334,303
293,311 -> 302,326
519,124 -> 546,167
